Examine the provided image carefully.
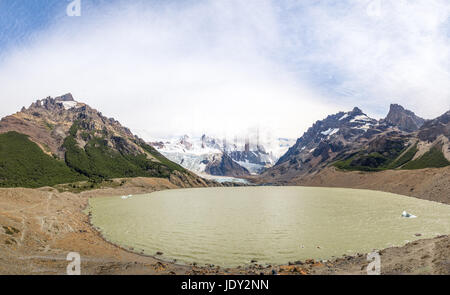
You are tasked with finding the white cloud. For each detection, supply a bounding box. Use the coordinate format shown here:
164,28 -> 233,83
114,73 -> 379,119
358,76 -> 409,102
0,0 -> 338,140
0,0 -> 449,141
279,0 -> 450,119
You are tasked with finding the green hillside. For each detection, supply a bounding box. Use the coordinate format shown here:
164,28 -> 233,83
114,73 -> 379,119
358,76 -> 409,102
0,122 -> 187,188
62,122 -> 185,181
138,141 -> 186,172
402,145 -> 450,169
333,140 -> 410,172
334,143 -> 449,172
385,143 -> 418,169
0,132 -> 86,188
333,152 -> 389,172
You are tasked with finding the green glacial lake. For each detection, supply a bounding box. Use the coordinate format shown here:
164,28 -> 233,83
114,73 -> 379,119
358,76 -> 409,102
89,187 -> 450,267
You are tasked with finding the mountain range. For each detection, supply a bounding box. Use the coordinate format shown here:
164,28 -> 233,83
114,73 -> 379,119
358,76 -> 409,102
0,93 -> 448,189
150,135 -> 295,177
262,104 -> 450,183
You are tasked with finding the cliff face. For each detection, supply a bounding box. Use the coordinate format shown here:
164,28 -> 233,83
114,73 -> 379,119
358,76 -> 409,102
204,153 -> 250,177
384,104 -> 425,132
418,111 -> 450,142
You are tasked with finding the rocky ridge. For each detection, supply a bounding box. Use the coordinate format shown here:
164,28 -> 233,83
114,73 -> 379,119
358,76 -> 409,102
383,104 -> 425,132
262,104 -> 450,183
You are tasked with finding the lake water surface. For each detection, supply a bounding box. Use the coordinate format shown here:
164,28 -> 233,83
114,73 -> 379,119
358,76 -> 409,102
89,187 -> 450,267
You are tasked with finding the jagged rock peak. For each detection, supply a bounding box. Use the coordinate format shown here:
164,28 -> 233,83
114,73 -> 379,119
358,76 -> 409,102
388,104 -> 413,116
385,103 -> 425,132
55,93 -> 74,102
25,93 -> 79,111
351,107 -> 364,115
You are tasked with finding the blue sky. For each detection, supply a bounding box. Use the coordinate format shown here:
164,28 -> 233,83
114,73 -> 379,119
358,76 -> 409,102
0,0 -> 63,49
0,0 -> 449,139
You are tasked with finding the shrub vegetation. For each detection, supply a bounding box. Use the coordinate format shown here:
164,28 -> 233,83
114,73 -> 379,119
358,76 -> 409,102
402,145 -> 450,169
0,132 -> 86,188
0,121 -> 188,188
62,122 -> 185,181
334,142 -> 449,171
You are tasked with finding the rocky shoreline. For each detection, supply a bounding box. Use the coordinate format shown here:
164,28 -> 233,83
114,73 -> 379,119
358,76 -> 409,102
0,176 -> 449,275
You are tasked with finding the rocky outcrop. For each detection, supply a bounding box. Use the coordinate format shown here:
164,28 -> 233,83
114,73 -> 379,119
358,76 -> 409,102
384,104 -> 425,132
205,153 -> 250,177
168,170 -> 219,188
418,111 -> 450,142
56,93 -> 75,102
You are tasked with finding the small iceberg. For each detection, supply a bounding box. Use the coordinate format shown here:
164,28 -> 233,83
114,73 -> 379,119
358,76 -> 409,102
401,211 -> 417,218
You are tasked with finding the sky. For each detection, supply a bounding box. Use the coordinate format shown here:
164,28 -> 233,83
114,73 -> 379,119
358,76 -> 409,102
0,0 -> 449,141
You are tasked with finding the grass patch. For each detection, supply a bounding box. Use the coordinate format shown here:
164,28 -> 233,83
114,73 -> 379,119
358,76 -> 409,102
334,143 -> 450,172
333,155 -> 387,172
333,151 -> 398,172
402,146 -> 450,169
333,142 -> 414,172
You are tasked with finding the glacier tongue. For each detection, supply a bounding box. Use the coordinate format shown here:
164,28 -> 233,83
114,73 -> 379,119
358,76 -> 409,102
151,134 -> 295,176
160,150 -> 222,174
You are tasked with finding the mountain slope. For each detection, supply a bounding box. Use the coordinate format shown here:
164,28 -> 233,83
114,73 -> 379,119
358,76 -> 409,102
262,105 -> 450,183
0,94 -> 210,188
264,107 -> 381,180
418,111 -> 450,142
0,131 -> 86,188
335,109 -> 450,172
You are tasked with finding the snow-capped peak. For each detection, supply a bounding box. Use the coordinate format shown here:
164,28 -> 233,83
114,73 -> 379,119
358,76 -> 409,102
151,134 -> 296,175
